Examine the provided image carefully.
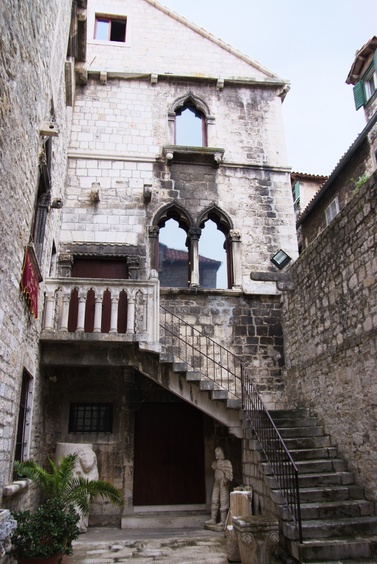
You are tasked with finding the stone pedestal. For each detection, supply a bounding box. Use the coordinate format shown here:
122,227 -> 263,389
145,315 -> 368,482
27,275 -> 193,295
226,490 -> 252,562
232,516 -> 279,564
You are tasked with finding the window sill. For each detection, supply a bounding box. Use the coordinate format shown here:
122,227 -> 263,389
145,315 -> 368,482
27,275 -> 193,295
163,145 -> 224,166
3,479 -> 32,498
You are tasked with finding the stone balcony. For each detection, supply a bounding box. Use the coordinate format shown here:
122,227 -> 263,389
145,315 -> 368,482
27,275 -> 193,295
41,275 -> 160,352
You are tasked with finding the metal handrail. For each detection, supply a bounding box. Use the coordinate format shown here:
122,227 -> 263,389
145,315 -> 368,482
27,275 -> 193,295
160,305 -> 302,543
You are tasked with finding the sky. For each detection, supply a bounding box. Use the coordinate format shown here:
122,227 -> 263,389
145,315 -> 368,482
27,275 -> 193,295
160,0 -> 377,176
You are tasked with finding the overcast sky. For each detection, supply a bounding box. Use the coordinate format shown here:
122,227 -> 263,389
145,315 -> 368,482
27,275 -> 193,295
160,0 -> 377,175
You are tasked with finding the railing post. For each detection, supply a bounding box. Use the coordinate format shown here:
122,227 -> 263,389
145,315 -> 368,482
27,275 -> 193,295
76,290 -> 87,332
44,291 -> 55,331
93,291 -> 103,333
109,291 -> 119,334
126,294 -> 135,336
60,291 -> 71,332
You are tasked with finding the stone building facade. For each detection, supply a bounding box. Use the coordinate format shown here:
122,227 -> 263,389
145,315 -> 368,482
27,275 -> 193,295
0,0 -> 298,532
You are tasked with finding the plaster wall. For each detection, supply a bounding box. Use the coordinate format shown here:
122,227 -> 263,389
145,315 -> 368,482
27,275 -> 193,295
85,0 -> 279,80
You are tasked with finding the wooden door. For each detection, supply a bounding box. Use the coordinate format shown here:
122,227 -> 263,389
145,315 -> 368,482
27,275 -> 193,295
133,402 -> 205,506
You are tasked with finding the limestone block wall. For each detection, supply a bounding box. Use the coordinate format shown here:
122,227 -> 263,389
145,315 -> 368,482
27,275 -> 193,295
63,77 -> 297,285
282,171 -> 377,502
0,0 -> 72,498
161,292 -> 285,409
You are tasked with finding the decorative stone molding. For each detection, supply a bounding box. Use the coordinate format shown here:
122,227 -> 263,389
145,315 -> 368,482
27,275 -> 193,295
232,515 -> 279,564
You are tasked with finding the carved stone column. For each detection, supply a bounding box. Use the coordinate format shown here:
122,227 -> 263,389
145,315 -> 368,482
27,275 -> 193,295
229,229 -> 242,289
148,225 -> 160,272
189,227 -> 201,287
206,115 -> 216,147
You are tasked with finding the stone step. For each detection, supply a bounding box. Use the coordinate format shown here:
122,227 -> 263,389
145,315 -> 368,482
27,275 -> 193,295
298,472 -> 354,488
295,459 -> 347,474
199,379 -> 215,391
298,485 -> 365,502
290,447 -> 339,460
211,389 -> 228,400
186,370 -> 202,381
121,510 -> 209,530
290,536 -> 377,562
159,352 -> 174,363
284,516 -> 377,541
272,415 -> 318,427
267,472 -> 354,492
300,500 -> 375,520
278,426 -> 325,438
270,408 -> 311,419
227,398 -> 241,409
172,362 -> 188,372
283,436 -> 332,449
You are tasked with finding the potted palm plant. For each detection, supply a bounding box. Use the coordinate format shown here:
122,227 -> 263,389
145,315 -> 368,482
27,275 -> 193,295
10,453 -> 123,563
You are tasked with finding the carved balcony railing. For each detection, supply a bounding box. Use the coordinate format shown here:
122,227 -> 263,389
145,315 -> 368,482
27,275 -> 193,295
41,276 -> 159,346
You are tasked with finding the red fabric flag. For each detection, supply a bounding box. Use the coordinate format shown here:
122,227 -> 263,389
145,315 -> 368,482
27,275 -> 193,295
21,248 -> 39,318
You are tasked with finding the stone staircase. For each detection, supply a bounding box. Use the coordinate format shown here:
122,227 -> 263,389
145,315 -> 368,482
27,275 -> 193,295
145,310 -> 377,563
262,409 -> 377,563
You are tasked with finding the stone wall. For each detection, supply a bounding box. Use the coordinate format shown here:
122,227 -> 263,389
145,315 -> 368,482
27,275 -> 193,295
161,291 -> 285,409
282,171 -> 377,502
0,0 -> 72,500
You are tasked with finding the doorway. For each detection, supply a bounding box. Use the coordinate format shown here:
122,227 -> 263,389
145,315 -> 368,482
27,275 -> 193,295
133,401 -> 205,506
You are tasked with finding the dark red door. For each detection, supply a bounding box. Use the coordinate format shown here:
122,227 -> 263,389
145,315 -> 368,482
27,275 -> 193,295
133,402 -> 205,505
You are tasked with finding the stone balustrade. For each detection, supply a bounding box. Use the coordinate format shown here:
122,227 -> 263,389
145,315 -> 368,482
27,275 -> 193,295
41,274 -> 160,347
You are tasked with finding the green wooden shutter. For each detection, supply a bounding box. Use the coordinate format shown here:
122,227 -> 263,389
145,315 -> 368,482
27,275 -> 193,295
374,48 -> 377,72
353,81 -> 366,110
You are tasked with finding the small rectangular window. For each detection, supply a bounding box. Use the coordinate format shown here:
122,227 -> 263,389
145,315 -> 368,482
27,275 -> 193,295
95,16 -> 127,42
69,403 -> 113,433
325,196 -> 340,226
292,181 -> 300,212
15,370 -> 32,461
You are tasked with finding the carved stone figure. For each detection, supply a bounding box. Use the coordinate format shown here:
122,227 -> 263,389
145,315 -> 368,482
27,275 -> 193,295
55,443 -> 99,533
205,447 -> 233,530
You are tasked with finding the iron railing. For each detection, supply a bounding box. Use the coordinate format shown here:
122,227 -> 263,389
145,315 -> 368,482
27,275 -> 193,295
160,305 -> 302,543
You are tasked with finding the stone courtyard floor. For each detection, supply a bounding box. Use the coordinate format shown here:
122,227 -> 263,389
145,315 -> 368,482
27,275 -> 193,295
71,527 -> 229,563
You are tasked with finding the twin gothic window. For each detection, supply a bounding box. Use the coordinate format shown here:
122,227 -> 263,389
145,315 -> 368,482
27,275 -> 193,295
150,206 -> 242,290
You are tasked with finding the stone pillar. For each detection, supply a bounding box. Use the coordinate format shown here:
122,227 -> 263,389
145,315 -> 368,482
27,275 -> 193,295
232,516 -> 279,564
148,225 -> 160,272
189,227 -> 201,288
206,115 -> 216,146
229,229 -> 242,289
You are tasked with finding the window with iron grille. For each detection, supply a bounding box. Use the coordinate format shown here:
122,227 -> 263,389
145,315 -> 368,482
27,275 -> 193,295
14,370 -> 32,461
69,403 -> 113,433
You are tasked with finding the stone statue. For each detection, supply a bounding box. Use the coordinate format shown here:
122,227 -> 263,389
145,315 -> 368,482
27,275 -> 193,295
55,443 -> 99,533
205,447 -> 233,530
74,446 -> 99,532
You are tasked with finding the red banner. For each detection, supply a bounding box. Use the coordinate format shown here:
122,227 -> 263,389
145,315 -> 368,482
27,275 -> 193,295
21,248 -> 39,318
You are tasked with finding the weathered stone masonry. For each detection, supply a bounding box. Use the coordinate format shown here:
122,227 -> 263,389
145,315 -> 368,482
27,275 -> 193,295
282,171 -> 377,504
